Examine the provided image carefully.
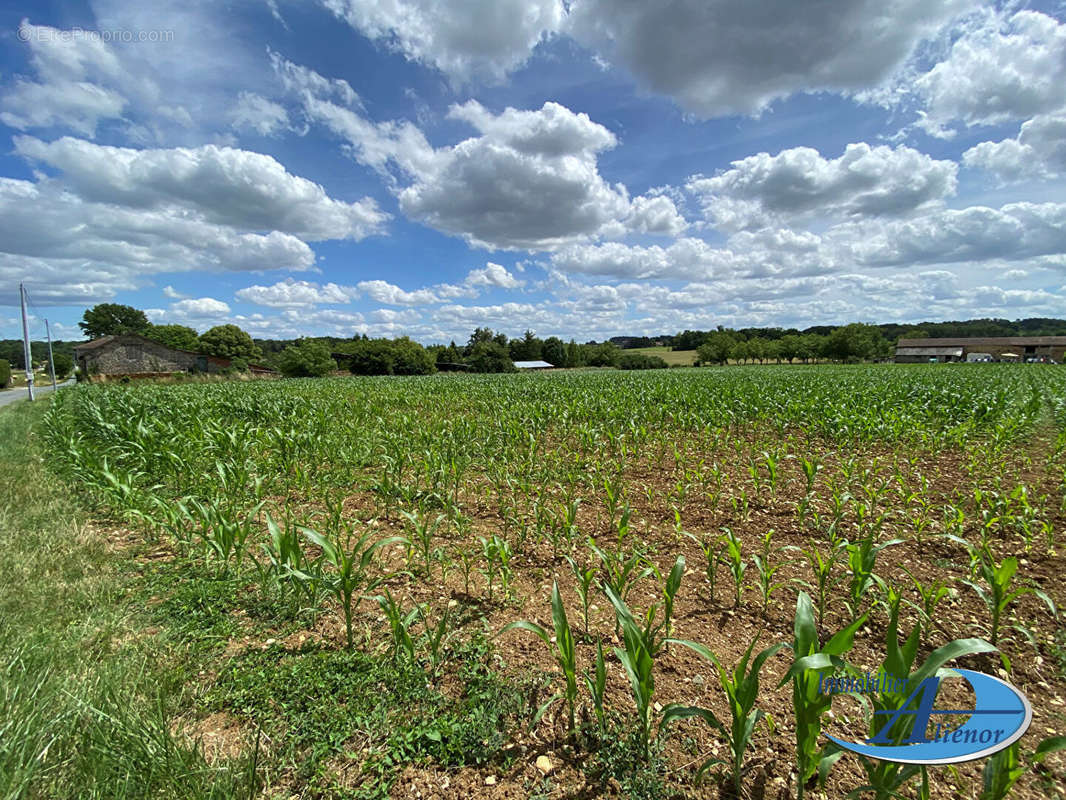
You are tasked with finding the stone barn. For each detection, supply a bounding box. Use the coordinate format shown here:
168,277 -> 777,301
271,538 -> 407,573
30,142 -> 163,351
74,334 -> 273,380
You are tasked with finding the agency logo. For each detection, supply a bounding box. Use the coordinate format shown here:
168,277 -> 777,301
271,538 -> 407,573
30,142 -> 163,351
822,669 -> 1032,765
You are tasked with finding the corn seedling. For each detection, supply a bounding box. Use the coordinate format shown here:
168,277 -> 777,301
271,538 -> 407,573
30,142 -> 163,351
777,592 -> 866,799
844,536 -> 901,618
479,534 -> 513,601
978,736 -> 1066,800
722,527 -> 747,607
685,531 -> 724,605
662,637 -> 786,797
296,524 -> 406,650
584,640 -> 608,736
502,581 -> 579,736
853,586 -> 996,800
564,554 -> 597,637
961,549 -> 1056,664
376,589 -> 418,665
590,539 -> 653,607
400,509 -> 444,577
603,585 -> 658,759
902,568 -> 951,645
752,529 -> 793,616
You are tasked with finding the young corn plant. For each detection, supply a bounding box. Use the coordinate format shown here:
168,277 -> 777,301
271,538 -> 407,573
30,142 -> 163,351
961,549 -> 1056,665
752,529 -> 793,616
685,531 -> 725,605
722,527 -> 747,608
661,637 -> 786,798
777,592 -> 867,800
853,587 -> 996,800
603,585 -> 658,760
376,589 -> 418,666
590,540 -> 653,606
262,514 -> 320,613
297,524 -> 407,650
584,641 -> 609,737
844,536 -> 901,618
978,736 -> 1066,800
902,568 -> 951,646
637,555 -> 687,654
479,534 -> 513,601
417,601 -> 452,678
564,554 -> 597,637
502,581 -> 579,737
802,540 -> 841,630
400,509 -> 444,577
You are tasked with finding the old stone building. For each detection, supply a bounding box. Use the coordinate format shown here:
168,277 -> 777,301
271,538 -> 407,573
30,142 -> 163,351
74,334 -> 272,379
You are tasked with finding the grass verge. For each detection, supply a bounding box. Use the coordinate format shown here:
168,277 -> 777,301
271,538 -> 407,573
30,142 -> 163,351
0,400 -> 252,799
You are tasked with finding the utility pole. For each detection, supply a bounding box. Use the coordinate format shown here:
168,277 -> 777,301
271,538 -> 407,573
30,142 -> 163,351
45,319 -> 57,390
19,282 -> 34,402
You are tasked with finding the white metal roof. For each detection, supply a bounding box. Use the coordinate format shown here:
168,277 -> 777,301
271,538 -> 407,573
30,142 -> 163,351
896,347 -> 964,356
514,360 -> 554,369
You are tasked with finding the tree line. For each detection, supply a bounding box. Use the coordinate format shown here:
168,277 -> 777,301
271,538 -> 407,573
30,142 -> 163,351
694,324 -> 893,365
58,302 -> 1066,382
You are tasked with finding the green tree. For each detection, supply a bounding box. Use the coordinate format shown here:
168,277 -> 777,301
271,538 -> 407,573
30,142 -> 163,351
466,341 -> 515,373
465,327 -> 496,355
585,342 -> 620,367
748,337 -> 767,363
50,353 -> 73,379
278,339 -> 336,377
731,339 -> 751,364
78,304 -> 151,339
390,337 -> 436,375
542,336 -> 566,367
566,339 -> 582,367
349,339 -> 396,375
697,331 -> 736,365
509,330 -> 543,361
824,323 -> 884,362
198,325 -> 262,362
777,334 -> 801,363
0,359 -> 9,388
435,341 -> 463,366
146,324 -> 200,351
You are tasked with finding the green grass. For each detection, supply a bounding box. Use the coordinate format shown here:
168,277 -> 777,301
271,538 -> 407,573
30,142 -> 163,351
624,346 -> 698,366
0,400 -> 255,799
210,636 -> 538,798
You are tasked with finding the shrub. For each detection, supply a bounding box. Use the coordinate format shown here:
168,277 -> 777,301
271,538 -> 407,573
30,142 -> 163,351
278,339 -> 336,378
348,339 -> 395,375
229,357 -> 248,373
51,353 -> 73,379
0,358 -> 10,388
390,337 -> 436,375
618,353 -> 668,370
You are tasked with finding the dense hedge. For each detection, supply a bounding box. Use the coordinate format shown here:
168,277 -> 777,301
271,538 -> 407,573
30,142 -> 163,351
618,353 -> 669,370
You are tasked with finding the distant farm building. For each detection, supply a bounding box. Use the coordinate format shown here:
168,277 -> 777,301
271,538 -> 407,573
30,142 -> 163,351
895,337 -> 1066,363
514,360 -> 555,370
74,334 -> 273,380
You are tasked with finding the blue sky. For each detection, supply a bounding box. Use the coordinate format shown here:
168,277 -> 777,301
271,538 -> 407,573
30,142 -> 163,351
2,0 -> 1066,344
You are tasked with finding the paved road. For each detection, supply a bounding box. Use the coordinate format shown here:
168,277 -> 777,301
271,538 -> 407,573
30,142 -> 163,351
0,378 -> 75,409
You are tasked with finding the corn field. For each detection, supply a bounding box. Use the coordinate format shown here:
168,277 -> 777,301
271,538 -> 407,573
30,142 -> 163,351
42,365 -> 1066,798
